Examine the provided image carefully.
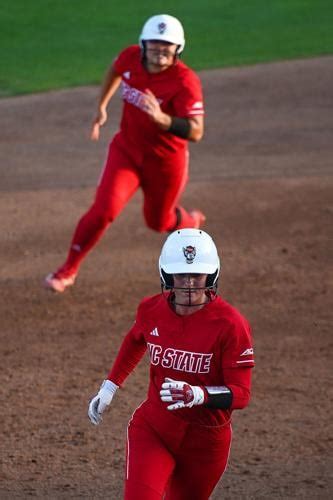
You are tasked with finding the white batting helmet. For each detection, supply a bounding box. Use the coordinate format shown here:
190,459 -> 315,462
159,228 -> 220,289
139,14 -> 185,54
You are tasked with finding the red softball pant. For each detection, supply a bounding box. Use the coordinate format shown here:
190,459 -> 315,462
63,133 -> 194,273
124,406 -> 232,500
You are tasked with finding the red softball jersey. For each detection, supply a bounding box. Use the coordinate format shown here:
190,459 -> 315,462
108,293 -> 255,427
113,45 -> 204,155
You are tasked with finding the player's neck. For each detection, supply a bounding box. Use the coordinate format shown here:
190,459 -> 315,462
173,295 -> 209,316
174,303 -> 206,316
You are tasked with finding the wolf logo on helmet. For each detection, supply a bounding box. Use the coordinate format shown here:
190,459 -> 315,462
158,22 -> 167,34
183,245 -> 196,264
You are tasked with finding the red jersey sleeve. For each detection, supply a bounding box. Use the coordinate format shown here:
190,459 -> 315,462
107,301 -> 147,386
219,308 -> 254,409
172,68 -> 204,118
113,45 -> 139,75
221,313 -> 255,369
222,367 -> 252,410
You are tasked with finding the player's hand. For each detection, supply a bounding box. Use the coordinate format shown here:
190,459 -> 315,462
88,379 -> 118,425
90,108 -> 108,141
141,89 -> 171,129
160,377 -> 206,411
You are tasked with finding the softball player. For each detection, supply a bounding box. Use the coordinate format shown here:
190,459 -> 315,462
45,14 -> 206,292
88,229 -> 255,499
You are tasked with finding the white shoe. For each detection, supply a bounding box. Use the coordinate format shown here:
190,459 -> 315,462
189,210 -> 206,229
44,272 -> 76,293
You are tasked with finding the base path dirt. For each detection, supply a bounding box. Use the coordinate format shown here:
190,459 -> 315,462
0,56 -> 332,499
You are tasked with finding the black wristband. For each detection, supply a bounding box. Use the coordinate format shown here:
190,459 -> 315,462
204,386 -> 233,409
168,117 -> 191,139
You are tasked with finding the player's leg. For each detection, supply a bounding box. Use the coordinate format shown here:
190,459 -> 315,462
141,150 -> 205,232
45,137 -> 140,291
165,424 -> 232,500
125,414 -> 175,500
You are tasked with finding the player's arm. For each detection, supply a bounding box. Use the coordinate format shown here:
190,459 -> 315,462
204,367 -> 252,410
106,328 -> 147,386
88,321 -> 146,425
141,89 -> 204,142
167,115 -> 203,142
91,64 -> 122,141
202,315 -> 254,410
187,115 -> 204,142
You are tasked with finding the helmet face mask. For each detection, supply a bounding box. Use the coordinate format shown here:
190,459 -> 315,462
143,40 -> 179,69
159,229 -> 221,307
170,273 -> 215,307
139,14 -> 185,54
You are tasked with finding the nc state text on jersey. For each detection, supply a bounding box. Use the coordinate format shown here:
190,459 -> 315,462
121,81 -> 162,110
147,342 -> 213,373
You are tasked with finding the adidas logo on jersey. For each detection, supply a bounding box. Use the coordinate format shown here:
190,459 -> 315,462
150,327 -> 159,337
240,348 -> 254,356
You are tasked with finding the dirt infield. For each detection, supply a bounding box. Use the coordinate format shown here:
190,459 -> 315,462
1,56 -> 332,499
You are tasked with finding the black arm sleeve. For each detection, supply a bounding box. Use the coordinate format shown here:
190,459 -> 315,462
204,386 -> 233,410
168,117 -> 191,139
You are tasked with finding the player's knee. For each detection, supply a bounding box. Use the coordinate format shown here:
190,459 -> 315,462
145,217 -> 169,233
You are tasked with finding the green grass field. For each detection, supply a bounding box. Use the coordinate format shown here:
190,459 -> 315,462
0,0 -> 332,96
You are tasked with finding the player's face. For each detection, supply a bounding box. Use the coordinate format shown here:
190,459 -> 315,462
145,41 -> 178,72
172,273 -> 208,306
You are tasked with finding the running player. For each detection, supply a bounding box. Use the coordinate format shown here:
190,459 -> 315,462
88,229 -> 255,499
45,14 -> 205,292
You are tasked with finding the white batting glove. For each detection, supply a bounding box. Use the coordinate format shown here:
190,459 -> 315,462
160,377 -> 206,411
88,380 -> 118,425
